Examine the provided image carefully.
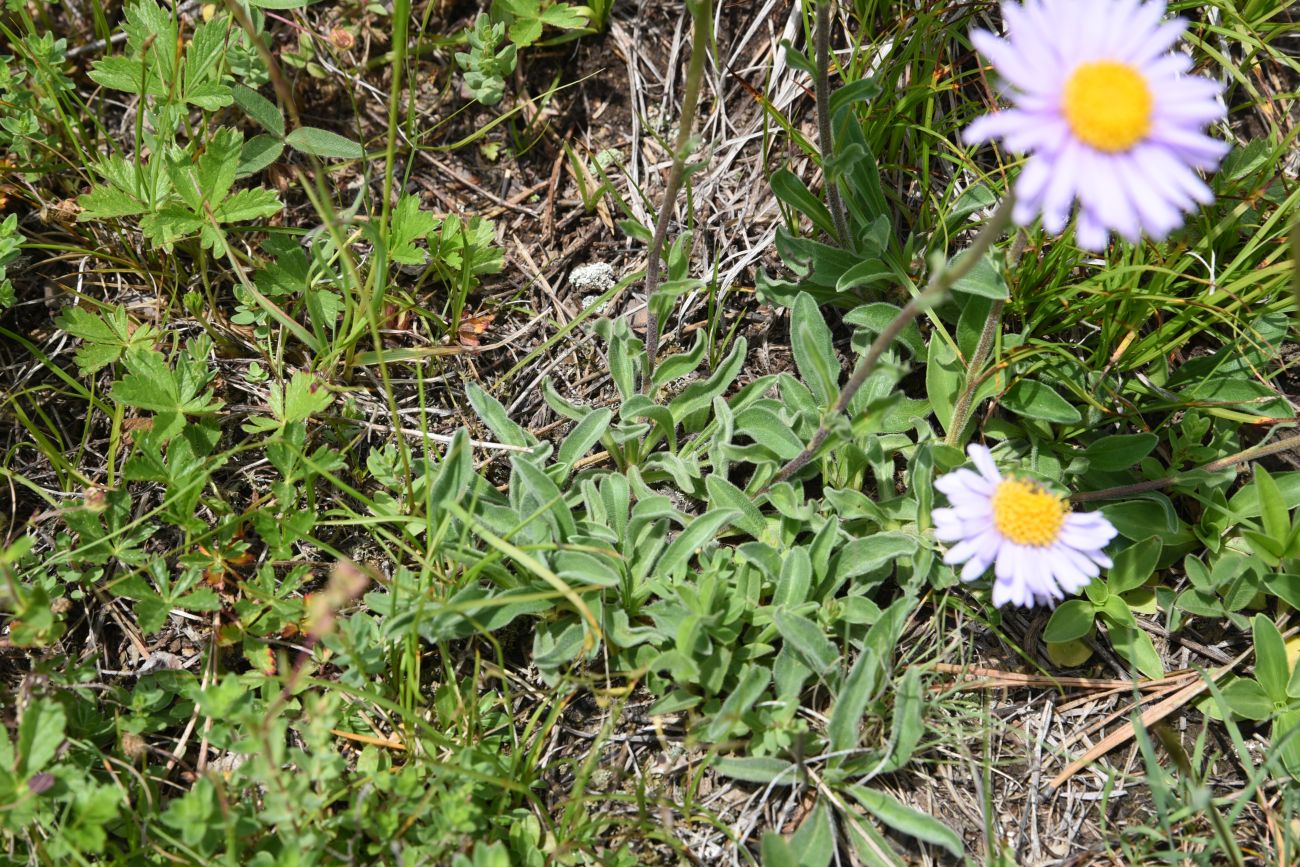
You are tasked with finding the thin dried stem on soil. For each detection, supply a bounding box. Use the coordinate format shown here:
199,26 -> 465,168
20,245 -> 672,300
641,0 -> 713,394
814,0 -> 851,249
771,194 -> 1016,486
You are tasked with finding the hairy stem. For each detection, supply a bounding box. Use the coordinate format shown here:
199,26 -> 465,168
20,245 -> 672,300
1069,431 -> 1300,504
944,229 -> 1027,446
641,0 -> 712,394
815,0 -> 850,248
770,195 -> 1016,486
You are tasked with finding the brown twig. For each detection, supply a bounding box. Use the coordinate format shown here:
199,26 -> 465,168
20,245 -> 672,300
770,194 -> 1016,486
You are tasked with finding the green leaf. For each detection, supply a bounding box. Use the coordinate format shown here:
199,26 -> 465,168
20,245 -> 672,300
950,253 -> 1008,300
467,383 -> 535,447
1254,466 -> 1292,545
508,18 -> 545,46
276,371 -> 333,424
771,168 -> 836,238
925,336 -> 962,432
1108,623 -> 1163,680
773,608 -> 838,677
238,134 -> 285,177
704,475 -> 767,540
760,833 -> 800,867
1043,599 -> 1096,643
789,801 -> 835,867
539,2 -> 590,29
214,187 -> 283,222
1219,677 -> 1273,720
835,257 -> 895,294
556,408 -> 611,469
793,289 -> 843,406
1273,709 -> 1300,778
713,756 -> 798,784
1082,433 -> 1158,471
656,509 -> 737,579
1252,614 -> 1290,703
233,84 -> 286,138
17,698 -> 66,777
246,0 -> 318,7
55,305 -> 160,375
285,126 -> 366,160
1109,536 -> 1161,596
387,194 -> 437,265
849,785 -> 963,858
705,665 -> 770,741
1002,379 -> 1082,424
829,648 -> 881,752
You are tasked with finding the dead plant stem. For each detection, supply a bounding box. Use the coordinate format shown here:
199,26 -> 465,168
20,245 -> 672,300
641,0 -> 712,393
815,0 -> 850,248
771,195 -> 1016,485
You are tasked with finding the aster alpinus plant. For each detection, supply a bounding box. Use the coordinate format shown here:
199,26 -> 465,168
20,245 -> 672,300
774,0 -> 1232,610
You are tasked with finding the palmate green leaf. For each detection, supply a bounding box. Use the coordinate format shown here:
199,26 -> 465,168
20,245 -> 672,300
184,16 -> 232,96
88,0 -> 178,95
387,193 -> 436,265
140,207 -> 203,251
539,2 -> 591,29
111,346 -> 223,418
214,187 -> 283,222
55,304 -> 161,375
509,18 -> 545,46
168,128 -> 240,213
87,56 -> 167,96
272,371 -> 332,424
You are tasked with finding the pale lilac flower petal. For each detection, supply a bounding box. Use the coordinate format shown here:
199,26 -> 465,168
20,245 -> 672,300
964,0 -> 1227,248
931,446 -> 1119,608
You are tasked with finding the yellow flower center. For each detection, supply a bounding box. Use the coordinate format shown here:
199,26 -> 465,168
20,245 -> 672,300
1062,61 -> 1153,153
991,479 -> 1067,547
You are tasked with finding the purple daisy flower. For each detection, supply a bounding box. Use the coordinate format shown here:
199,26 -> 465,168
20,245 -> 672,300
965,0 -> 1229,250
933,445 -> 1119,608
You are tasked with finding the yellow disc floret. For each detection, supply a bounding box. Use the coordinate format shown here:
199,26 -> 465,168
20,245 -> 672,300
1062,60 -> 1153,152
991,479 -> 1067,547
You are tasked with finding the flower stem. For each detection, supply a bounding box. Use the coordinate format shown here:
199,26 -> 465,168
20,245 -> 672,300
1069,432 -> 1300,504
944,229 -> 1027,446
815,0 -> 850,248
770,195 -> 1016,486
641,0 -> 712,394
